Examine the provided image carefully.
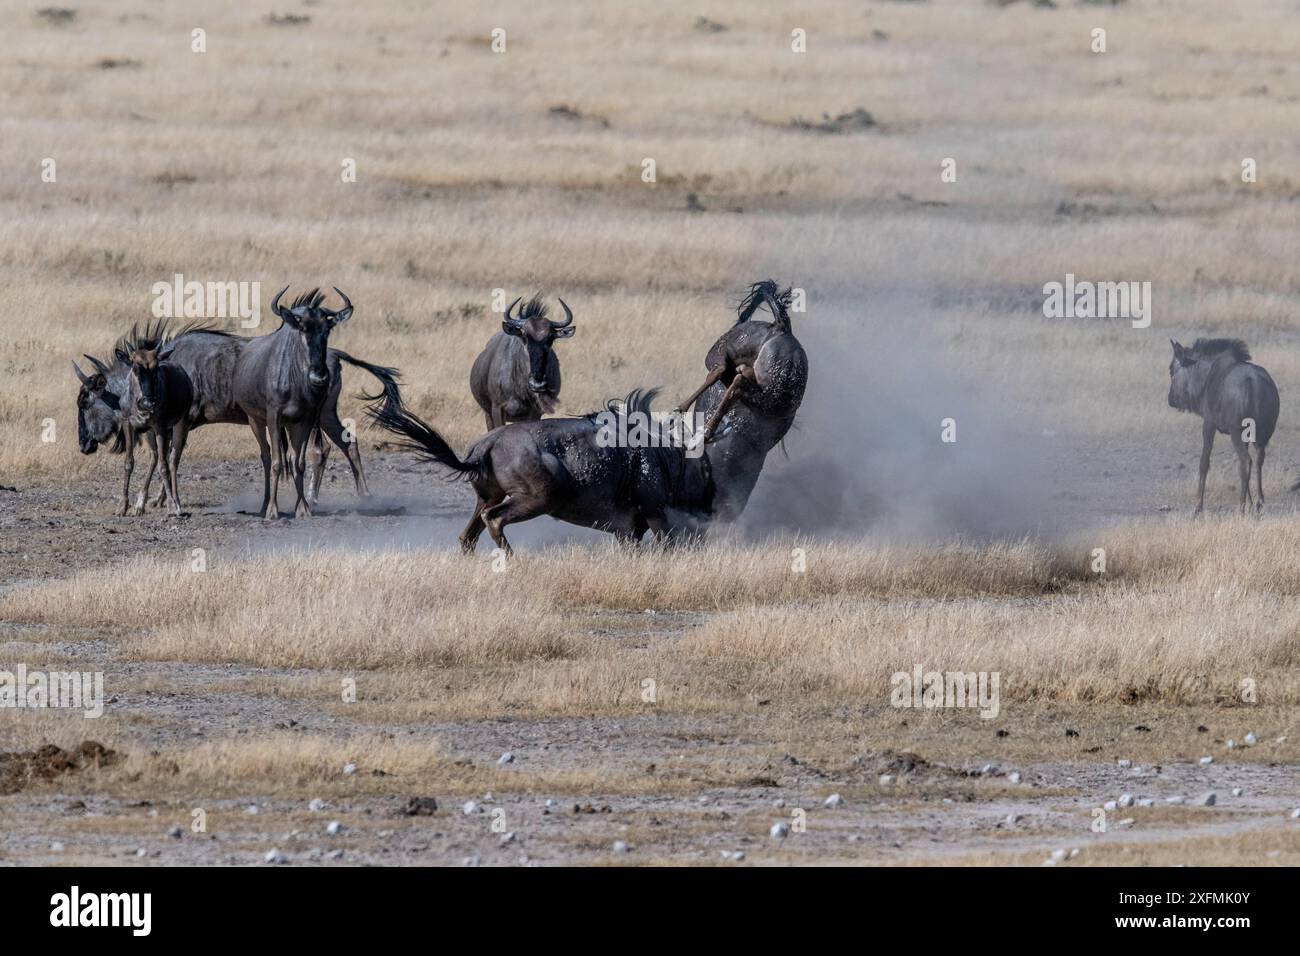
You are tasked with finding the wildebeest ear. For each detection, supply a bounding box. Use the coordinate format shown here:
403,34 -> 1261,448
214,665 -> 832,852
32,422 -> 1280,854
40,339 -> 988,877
502,321 -> 524,338
157,342 -> 177,362
554,324 -> 576,338
114,347 -> 130,365
326,286 -> 353,325
1170,339 -> 1181,356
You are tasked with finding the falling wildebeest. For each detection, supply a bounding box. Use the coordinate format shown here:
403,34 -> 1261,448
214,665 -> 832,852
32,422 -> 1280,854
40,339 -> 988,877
470,294 -> 575,429
674,280 -> 809,522
75,320 -> 399,514
232,286 -> 363,520
1168,338 -> 1279,515
368,389 -> 713,555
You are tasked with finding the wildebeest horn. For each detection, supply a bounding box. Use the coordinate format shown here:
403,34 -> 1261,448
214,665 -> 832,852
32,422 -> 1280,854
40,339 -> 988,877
72,359 -> 91,384
504,296 -> 525,327
325,286 -> 353,322
83,353 -> 110,376
271,285 -> 293,321
551,298 -> 573,329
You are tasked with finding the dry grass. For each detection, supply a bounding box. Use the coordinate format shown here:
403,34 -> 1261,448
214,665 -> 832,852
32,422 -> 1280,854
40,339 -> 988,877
4,0 -> 1300,480
4,518 -> 1299,712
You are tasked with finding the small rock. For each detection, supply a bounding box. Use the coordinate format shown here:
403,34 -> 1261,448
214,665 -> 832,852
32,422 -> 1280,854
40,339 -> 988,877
1116,818 -> 1135,827
1227,739 -> 1237,749
1137,798 -> 1154,808
1069,848 -> 1080,858
773,798 -> 786,808
612,841 -> 631,853
544,799 -> 558,809
245,804 -> 260,815
135,848 -> 147,857
1118,794 -> 1134,808
309,798 -> 327,812
1165,796 -> 1185,805
264,848 -> 286,864
325,849 -> 344,860
402,796 -> 438,816
462,855 -> 480,867
1103,800 -> 1117,811
1008,771 -> 1022,784
1005,814 -> 1022,824
501,832 -> 517,844
498,752 -> 514,765
1232,788 -> 1243,797
1198,792 -> 1216,806
770,822 -> 790,839
824,793 -> 843,808
326,821 -> 343,835
167,825 -> 182,839
1244,732 -> 1258,746
1289,808 -> 1300,819
720,850 -> 745,861
342,763 -> 358,775
462,800 -> 479,816
878,774 -> 895,786
1117,759 -> 1132,768
50,841 -> 64,853
1199,756 -> 1214,765
1277,735 -> 1288,744
1050,848 -> 1066,862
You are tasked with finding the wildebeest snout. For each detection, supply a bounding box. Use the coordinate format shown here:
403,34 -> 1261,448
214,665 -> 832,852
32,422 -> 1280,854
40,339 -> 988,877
527,377 -> 548,392
308,370 -> 329,386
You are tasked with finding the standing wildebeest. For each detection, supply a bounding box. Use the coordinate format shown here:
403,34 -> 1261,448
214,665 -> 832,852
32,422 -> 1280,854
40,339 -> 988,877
75,321 -> 399,513
674,280 -> 809,522
232,287 -> 355,520
470,295 -> 575,429
121,332 -> 195,516
1168,338 -> 1279,515
368,389 -> 713,555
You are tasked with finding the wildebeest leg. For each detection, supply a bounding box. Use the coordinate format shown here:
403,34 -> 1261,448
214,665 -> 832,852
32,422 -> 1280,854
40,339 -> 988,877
164,423 -> 188,516
247,419 -> 273,519
306,427 -> 327,505
482,495 -> 547,557
484,410 -> 496,432
132,431 -> 159,516
320,407 -> 369,500
701,364 -> 755,442
153,434 -> 176,507
265,412 -> 284,520
1230,432 -> 1252,516
119,426 -> 137,516
155,428 -> 176,518
1194,421 -> 1215,516
289,421 -> 315,518
1255,444 -> 1266,514
459,494 -> 501,554
673,364 -> 727,415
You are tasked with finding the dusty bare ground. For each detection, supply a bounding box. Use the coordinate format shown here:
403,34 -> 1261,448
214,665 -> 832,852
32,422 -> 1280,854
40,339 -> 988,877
2,457 -> 1298,866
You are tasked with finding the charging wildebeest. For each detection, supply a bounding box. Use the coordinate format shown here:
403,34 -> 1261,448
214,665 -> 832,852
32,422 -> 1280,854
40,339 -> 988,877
1168,338 -> 1279,515
76,313 -> 400,515
233,286 -> 363,520
369,389 -> 712,555
470,294 -> 575,429
674,280 -> 808,522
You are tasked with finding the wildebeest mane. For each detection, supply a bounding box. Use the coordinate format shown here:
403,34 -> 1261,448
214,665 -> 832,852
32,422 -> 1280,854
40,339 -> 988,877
518,295 -> 549,321
735,279 -> 794,330
111,319 -> 236,366
290,288 -> 326,311
1191,338 -> 1250,363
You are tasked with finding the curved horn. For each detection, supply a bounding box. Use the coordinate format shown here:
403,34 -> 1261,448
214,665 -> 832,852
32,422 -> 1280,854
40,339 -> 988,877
551,298 -> 573,329
504,296 -> 524,327
270,285 -> 292,321
72,359 -> 91,385
83,353 -> 110,376
327,286 -> 353,322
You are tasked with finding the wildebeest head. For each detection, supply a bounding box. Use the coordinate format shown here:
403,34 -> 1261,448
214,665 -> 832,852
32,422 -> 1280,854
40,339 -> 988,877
271,286 -> 353,387
502,295 -> 575,392
125,342 -> 177,422
1168,338 -> 1249,411
72,353 -> 118,454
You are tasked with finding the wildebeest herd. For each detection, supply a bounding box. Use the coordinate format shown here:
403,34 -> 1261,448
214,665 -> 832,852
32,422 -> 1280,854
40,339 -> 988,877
73,282 -> 1287,545
73,279 -> 809,551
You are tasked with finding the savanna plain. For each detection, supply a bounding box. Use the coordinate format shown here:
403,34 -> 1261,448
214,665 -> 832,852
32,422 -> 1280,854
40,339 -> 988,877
1,0 -> 1298,865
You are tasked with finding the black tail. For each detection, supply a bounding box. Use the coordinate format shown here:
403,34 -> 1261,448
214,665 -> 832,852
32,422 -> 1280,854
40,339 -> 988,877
735,279 -> 794,332
365,402 -> 479,481
333,349 -> 404,413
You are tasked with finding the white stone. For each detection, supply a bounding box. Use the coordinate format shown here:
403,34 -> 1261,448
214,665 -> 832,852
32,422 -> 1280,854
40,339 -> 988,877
1198,792 -> 1216,806
612,841 -> 631,853
1118,794 -> 1134,808
824,793 -> 843,808
326,821 -> 343,835
342,763 -> 357,775
1103,800 -> 1117,811
1137,798 -> 1154,808
498,752 -> 514,765
1244,732 -> 1258,746
770,822 -> 790,839
1165,796 -> 1185,805
1008,771 -> 1022,784
1116,759 -> 1132,768
879,774 -> 895,786
1232,788 -> 1243,797
462,800 -> 479,815
309,798 -> 327,812
264,848 -> 286,864
1199,756 -> 1214,765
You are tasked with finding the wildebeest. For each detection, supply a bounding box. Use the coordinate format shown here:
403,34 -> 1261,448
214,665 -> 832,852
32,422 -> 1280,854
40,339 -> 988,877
470,295 -> 575,429
75,319 -> 399,513
674,280 -> 809,522
120,332 -> 195,516
232,287 -> 357,520
368,389 -> 713,554
1168,338 -> 1279,515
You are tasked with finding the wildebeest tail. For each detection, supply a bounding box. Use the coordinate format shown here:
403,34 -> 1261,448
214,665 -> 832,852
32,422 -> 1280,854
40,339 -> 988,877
736,279 -> 795,331
365,402 -> 479,480
333,349 -> 404,413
